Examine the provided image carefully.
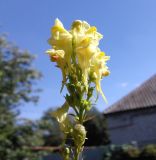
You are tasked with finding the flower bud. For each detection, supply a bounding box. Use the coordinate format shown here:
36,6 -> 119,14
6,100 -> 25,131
102,70 -> 110,77
73,124 -> 86,147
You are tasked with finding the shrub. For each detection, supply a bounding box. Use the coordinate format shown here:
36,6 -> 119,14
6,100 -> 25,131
103,145 -> 140,160
139,145 -> 156,160
103,144 -> 156,160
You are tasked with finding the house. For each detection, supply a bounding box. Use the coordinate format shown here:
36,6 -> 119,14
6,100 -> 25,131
104,74 -> 156,146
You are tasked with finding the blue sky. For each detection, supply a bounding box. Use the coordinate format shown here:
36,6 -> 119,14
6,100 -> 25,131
0,0 -> 156,120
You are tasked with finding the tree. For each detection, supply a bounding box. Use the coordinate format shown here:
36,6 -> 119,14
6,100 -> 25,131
84,107 -> 110,146
0,35 -> 41,109
0,35 -> 44,160
0,108 -> 45,160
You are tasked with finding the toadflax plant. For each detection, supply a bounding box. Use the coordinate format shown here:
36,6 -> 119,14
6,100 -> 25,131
46,19 -> 110,160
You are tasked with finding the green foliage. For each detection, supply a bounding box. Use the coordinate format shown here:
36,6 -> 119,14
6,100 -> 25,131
140,145 -> 156,160
0,35 -> 41,109
84,107 -> 110,146
103,144 -> 156,160
0,107 -> 45,160
103,145 -> 140,160
0,35 -> 44,160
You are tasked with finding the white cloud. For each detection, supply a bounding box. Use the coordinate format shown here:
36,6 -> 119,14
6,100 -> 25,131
119,82 -> 129,88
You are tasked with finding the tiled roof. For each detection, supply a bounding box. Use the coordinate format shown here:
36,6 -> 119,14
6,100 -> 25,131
104,74 -> 156,114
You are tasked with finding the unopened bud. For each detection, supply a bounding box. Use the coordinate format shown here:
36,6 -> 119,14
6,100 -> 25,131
102,70 -> 110,77
73,124 -> 86,147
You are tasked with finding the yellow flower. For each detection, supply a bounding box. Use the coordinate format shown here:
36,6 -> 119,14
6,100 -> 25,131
48,18 -> 72,67
71,20 -> 104,90
46,49 -> 67,82
52,102 -> 70,132
90,51 -> 110,102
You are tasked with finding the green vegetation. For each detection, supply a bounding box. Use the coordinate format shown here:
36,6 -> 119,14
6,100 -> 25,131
0,35 -> 44,160
103,144 -> 156,160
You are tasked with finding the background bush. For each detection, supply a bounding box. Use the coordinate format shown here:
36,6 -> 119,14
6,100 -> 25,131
103,144 -> 156,160
139,145 -> 156,160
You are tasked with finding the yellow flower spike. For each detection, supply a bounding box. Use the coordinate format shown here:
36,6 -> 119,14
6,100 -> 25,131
47,19 -> 110,102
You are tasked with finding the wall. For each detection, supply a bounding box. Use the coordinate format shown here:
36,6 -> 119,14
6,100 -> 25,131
106,107 -> 156,146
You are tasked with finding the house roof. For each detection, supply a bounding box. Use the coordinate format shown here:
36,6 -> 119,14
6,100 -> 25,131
104,74 -> 156,114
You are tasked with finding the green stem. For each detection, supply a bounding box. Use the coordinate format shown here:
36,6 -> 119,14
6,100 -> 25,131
74,150 -> 80,160
74,145 -> 83,160
78,106 -> 85,124
73,108 -> 85,160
